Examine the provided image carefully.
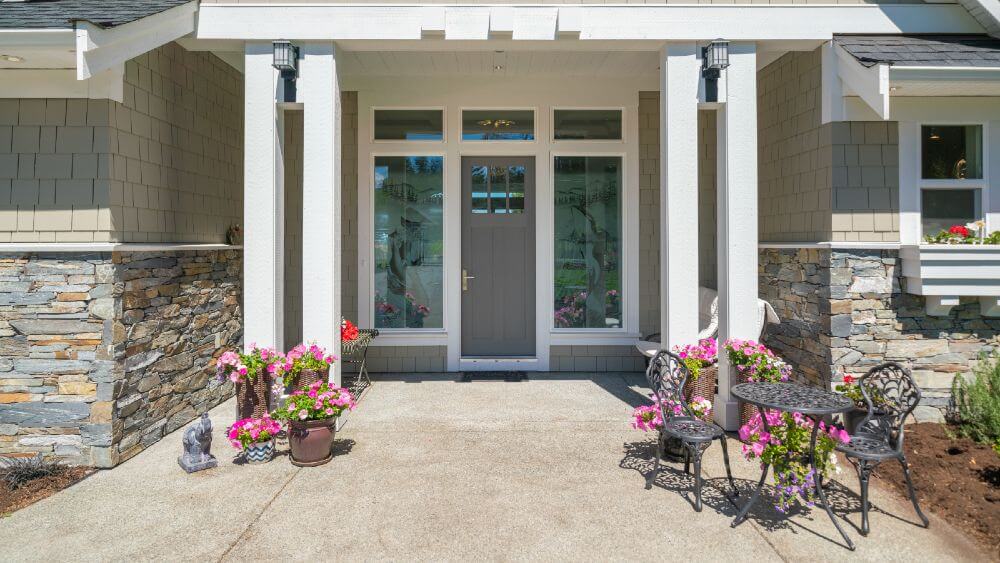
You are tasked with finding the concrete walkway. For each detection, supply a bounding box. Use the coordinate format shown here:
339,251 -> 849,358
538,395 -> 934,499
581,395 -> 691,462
0,373 -> 986,562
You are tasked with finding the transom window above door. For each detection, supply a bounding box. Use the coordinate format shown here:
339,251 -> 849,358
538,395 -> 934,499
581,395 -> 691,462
553,109 -> 623,141
373,109 -> 444,141
462,110 -> 534,141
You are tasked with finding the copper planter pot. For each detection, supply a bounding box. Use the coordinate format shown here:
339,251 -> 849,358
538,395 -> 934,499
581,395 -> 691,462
288,418 -> 337,467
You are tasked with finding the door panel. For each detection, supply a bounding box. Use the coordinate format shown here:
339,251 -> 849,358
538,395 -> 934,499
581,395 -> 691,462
461,157 -> 536,357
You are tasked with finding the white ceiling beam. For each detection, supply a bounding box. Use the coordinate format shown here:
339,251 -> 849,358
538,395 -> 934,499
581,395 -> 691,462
196,4 -> 983,41
75,1 -> 197,80
834,44 -> 890,120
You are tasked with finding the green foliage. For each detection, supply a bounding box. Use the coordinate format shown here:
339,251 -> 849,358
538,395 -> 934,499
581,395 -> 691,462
924,229 -> 1000,245
0,455 -> 64,490
951,353 -> 1000,455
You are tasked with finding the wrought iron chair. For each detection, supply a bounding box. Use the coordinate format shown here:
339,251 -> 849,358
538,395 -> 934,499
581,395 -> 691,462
644,350 -> 738,511
835,362 -> 929,535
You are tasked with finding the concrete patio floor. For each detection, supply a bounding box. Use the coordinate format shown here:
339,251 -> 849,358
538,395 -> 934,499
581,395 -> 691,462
0,373 -> 986,562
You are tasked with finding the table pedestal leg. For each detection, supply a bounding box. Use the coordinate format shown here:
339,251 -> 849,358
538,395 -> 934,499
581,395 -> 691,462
732,464 -> 769,527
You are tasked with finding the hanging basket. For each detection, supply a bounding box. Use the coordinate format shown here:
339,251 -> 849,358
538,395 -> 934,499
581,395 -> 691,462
236,376 -> 269,419
683,364 -> 718,403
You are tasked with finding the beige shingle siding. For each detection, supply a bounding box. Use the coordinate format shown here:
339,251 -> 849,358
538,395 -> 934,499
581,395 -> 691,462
0,42 -> 243,243
113,43 -> 243,243
758,47 -> 899,243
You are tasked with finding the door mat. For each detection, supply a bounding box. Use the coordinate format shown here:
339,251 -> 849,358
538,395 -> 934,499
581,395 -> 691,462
459,371 -> 527,382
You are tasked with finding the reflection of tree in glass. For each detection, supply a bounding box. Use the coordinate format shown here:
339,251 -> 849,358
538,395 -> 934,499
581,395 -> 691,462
556,179 -> 618,328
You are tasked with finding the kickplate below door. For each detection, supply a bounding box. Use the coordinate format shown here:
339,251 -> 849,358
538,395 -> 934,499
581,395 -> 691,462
459,371 -> 527,382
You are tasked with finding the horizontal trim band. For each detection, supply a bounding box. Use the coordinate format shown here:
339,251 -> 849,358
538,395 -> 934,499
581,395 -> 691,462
0,243 -> 241,253
759,241 -> 901,250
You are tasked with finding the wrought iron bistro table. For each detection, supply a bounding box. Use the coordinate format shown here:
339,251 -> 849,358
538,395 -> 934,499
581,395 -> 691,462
730,382 -> 857,550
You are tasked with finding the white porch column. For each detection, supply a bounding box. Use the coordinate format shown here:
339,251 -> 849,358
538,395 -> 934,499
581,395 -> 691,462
243,42 -> 284,351
299,43 -> 343,387
660,44 -> 701,350
715,43 -> 759,430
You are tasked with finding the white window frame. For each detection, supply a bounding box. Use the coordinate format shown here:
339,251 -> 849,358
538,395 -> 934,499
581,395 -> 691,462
548,151 -> 637,342
371,107 -> 447,144
366,151 -> 449,340
916,121 -> 990,241
458,106 -> 538,143
550,107 -> 626,143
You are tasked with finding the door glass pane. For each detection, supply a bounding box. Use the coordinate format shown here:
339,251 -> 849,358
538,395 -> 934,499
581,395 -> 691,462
374,110 -> 443,141
462,110 -> 534,141
489,166 -> 507,213
373,156 -> 444,328
553,156 -> 622,329
921,125 -> 982,179
507,165 -> 525,214
471,166 -> 489,214
921,188 -> 982,237
553,110 -> 623,140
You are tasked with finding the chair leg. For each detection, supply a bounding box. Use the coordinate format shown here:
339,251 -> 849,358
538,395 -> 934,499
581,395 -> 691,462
686,442 -> 704,512
857,459 -> 875,536
683,444 -> 690,475
899,455 -> 930,528
718,436 -> 739,499
645,433 -> 663,490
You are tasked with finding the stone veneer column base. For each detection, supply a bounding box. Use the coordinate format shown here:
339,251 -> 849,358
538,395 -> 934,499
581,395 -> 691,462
760,248 -> 999,422
0,249 -> 242,467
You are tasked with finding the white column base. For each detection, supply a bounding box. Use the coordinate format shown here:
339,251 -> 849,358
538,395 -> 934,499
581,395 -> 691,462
925,295 -> 959,317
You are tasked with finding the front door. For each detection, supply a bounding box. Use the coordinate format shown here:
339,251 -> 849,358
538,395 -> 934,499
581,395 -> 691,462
461,156 -> 536,357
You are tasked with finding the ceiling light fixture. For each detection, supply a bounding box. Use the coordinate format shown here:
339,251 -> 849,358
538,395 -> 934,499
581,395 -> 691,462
1,55 -> 24,63
494,64 -> 503,71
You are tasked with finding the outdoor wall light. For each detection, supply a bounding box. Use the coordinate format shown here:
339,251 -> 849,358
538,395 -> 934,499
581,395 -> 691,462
1,54 -> 24,63
272,40 -> 300,103
702,39 -> 730,103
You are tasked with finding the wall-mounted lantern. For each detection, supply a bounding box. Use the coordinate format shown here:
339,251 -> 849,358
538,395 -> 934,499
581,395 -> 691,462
702,39 -> 730,103
272,40 -> 300,103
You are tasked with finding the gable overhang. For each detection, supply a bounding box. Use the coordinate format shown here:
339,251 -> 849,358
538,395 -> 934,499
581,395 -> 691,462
75,0 -> 197,80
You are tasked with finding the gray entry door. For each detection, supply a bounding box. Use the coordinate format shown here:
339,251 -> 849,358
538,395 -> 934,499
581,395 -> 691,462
461,157 -> 536,357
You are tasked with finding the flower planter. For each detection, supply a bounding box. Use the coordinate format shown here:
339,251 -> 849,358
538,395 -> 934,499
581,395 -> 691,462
290,368 -> 328,391
683,364 -> 717,403
236,377 -> 270,419
288,418 -> 337,467
900,244 -> 1000,317
244,439 -> 276,464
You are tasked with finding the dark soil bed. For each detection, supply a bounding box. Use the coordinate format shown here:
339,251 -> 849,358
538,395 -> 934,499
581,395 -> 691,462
873,423 -> 999,560
0,466 -> 93,515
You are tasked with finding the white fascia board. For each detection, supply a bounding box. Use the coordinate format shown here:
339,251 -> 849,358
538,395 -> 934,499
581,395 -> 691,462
75,0 -> 197,80
0,65 -> 124,101
0,28 -> 74,47
444,7 -> 490,40
195,4 -> 982,41
835,44 -> 890,120
889,66 -> 1000,82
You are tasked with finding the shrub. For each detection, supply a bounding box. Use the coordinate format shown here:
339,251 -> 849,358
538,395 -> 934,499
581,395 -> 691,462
951,353 -> 1000,455
0,455 -> 65,490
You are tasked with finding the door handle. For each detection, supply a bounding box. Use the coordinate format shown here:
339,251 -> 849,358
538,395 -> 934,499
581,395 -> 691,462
462,269 -> 475,291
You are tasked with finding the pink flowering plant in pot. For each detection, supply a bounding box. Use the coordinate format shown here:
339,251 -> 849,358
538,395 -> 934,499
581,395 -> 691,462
738,410 -> 851,512
228,415 -> 281,464
217,345 -> 285,419
673,338 -> 718,382
274,343 -> 337,389
631,394 -> 714,431
723,338 -> 792,383
272,381 -> 355,467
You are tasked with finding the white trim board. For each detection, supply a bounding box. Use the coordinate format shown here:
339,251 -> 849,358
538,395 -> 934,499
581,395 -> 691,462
0,243 -> 240,253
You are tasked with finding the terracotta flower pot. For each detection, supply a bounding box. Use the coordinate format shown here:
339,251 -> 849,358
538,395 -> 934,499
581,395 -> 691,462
244,439 -> 275,464
288,418 -> 337,467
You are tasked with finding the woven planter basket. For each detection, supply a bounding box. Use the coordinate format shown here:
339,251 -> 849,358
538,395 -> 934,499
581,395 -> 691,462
290,368 -> 328,391
236,376 -> 269,419
683,364 -> 718,403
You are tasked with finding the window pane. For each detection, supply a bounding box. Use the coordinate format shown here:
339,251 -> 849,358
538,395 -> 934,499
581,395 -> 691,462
921,125 -> 982,179
553,156 -> 622,329
553,110 -> 623,140
462,110 -> 534,141
471,165 -> 489,214
507,165 -> 525,214
373,156 -> 444,328
374,110 -> 443,141
921,188 -> 982,237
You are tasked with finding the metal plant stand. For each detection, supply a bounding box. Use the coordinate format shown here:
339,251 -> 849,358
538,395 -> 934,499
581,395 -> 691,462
342,329 -> 378,398
730,382 -> 857,550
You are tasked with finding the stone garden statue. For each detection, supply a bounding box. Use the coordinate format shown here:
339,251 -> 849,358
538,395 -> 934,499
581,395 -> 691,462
178,412 -> 218,473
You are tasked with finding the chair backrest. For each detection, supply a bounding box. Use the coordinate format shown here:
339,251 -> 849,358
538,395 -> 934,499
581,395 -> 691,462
645,350 -> 694,420
858,362 -> 922,452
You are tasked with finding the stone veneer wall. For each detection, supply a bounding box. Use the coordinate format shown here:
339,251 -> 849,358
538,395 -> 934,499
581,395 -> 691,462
0,249 -> 241,466
760,247 -> 997,420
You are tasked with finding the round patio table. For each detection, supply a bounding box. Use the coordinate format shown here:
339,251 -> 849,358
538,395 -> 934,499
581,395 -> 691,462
730,381 -> 856,551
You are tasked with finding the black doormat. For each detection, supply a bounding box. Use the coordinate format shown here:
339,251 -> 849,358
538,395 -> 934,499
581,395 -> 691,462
459,371 -> 527,382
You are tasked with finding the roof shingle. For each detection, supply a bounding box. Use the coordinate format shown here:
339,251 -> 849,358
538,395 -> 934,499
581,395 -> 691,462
0,0 -> 190,29
835,35 -> 1000,68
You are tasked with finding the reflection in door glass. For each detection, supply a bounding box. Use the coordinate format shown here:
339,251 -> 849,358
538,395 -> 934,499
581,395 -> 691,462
507,166 -> 525,214
471,166 -> 489,214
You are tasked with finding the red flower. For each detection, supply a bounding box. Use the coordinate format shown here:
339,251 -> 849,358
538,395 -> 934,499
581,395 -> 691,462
842,375 -> 855,385
341,318 -> 359,342
949,225 -> 970,237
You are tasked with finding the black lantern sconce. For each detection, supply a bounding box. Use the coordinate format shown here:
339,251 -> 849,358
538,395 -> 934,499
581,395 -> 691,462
702,39 -> 730,103
272,40 -> 300,103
